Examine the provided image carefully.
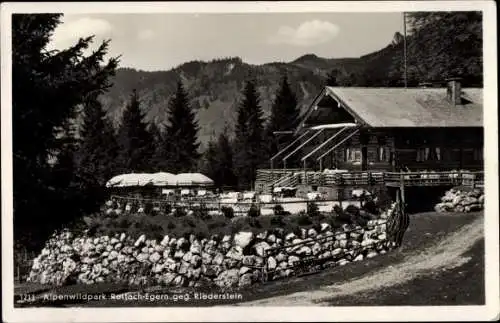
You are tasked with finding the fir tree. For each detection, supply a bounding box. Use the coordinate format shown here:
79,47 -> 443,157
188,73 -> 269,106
214,128 -> 237,189
233,80 -> 265,189
203,127 -> 237,188
148,121 -> 164,171
75,94 -> 119,210
162,81 -> 200,173
201,137 -> 218,185
117,90 -> 155,173
12,13 -> 118,249
265,75 -> 299,163
326,69 -> 339,86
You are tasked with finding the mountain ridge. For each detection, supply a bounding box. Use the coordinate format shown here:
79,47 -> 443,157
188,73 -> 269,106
99,37 -> 405,148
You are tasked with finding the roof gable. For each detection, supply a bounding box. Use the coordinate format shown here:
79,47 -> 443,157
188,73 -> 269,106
325,87 -> 483,128
301,87 -> 483,128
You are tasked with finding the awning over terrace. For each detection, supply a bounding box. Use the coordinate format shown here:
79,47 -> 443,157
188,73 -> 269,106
106,172 -> 177,188
106,172 -> 213,188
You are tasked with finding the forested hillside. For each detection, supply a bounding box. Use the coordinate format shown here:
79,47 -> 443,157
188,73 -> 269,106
100,11 -> 482,147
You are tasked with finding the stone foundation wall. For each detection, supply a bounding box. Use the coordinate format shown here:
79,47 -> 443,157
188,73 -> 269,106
28,204 -> 397,289
434,188 -> 484,213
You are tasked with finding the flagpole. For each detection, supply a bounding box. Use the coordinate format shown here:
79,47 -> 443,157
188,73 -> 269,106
403,12 -> 408,88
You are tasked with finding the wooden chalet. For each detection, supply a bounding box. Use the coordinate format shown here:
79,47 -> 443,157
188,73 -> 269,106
256,79 -> 484,194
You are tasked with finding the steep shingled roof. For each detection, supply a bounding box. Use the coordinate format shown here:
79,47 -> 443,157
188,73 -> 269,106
302,87 -> 483,128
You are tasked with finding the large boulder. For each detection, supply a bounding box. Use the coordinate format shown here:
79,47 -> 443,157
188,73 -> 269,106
238,273 -> 253,287
254,241 -> 271,257
214,269 -> 240,288
234,231 -> 254,249
134,235 -> 146,247
267,256 -> 277,270
226,246 -> 244,261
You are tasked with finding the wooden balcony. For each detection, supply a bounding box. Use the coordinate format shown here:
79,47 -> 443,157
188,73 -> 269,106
261,170 -> 484,189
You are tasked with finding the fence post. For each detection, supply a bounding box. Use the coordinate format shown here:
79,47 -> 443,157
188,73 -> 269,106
399,172 -> 406,209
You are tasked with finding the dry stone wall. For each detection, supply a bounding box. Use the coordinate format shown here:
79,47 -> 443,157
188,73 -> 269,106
28,204 -> 397,289
434,188 -> 484,213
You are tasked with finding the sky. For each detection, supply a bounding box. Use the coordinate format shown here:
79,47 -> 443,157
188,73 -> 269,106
47,12 -> 404,71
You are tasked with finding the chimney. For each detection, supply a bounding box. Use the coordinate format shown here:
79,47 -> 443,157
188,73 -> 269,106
446,77 -> 462,105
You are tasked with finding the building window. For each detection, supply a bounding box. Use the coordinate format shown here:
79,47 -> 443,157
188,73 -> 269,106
416,147 -> 441,162
345,147 -> 361,162
435,147 -> 441,161
416,148 -> 427,162
473,148 -> 483,161
377,146 -> 387,162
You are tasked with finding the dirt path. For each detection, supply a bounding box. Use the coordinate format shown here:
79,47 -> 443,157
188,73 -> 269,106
239,216 -> 483,306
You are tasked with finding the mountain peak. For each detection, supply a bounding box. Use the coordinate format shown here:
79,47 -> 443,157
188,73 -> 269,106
292,54 -> 323,63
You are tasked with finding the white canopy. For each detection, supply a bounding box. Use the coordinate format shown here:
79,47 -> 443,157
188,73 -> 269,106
106,172 -> 197,188
106,173 -> 165,188
174,173 -> 214,187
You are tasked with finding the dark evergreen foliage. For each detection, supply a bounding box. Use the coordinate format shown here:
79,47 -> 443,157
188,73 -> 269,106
12,13 -> 118,250
116,90 -> 155,173
233,80 -> 266,189
160,81 -> 200,173
265,75 -> 300,164
75,94 -> 119,211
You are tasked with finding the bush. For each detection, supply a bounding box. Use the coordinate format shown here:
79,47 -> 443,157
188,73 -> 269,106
297,214 -> 312,226
221,206 -> 234,219
173,206 -> 187,217
270,214 -> 286,226
162,203 -> 172,215
307,201 -> 320,218
248,204 -> 261,217
192,203 -> 210,220
273,204 -> 285,216
345,205 -> 360,217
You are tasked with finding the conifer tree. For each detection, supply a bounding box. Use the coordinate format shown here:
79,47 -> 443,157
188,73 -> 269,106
117,90 -> 155,173
75,94 -> 119,209
233,80 -> 265,189
201,137 -> 218,185
12,13 -> 118,249
326,69 -> 339,86
214,128 -> 237,188
265,75 -> 299,163
162,81 -> 200,173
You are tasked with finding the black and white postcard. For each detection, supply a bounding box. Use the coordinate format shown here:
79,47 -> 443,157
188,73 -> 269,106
1,1 -> 498,322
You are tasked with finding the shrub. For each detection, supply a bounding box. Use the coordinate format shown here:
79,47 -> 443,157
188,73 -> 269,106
270,214 -> 286,226
181,215 -> 198,228
143,202 -> 153,214
162,203 -> 172,215
117,217 -> 130,229
221,206 -> 234,219
297,214 -> 313,226
192,203 -> 210,220
249,217 -> 263,229
173,206 -> 187,217
307,201 -> 320,218
248,204 -> 261,217
345,204 -> 360,217
273,204 -> 285,216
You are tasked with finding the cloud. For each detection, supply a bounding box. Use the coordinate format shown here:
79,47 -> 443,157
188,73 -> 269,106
137,29 -> 155,41
269,20 -> 340,47
48,17 -> 113,50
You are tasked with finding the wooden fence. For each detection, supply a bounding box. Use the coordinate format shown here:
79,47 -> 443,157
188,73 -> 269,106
258,170 -> 484,188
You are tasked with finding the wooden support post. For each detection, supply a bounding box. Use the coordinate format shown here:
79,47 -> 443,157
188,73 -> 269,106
399,172 -> 406,208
